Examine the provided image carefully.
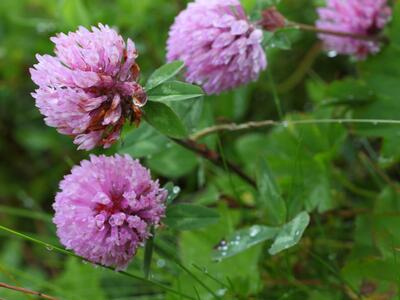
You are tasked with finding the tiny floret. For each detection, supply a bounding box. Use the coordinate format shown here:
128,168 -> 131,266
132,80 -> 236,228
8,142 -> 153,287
316,0 -> 391,59
31,24 -> 147,150
166,0 -> 267,95
53,155 -> 167,269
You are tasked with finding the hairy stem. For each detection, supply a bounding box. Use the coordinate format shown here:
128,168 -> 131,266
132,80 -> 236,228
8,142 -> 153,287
288,22 -> 386,43
190,118 -> 400,141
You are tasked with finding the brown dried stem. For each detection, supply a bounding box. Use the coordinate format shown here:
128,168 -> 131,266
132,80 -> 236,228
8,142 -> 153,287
171,138 -> 257,188
0,282 -> 59,300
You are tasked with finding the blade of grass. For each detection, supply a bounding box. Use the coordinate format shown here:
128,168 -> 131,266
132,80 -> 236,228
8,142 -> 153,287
309,251 -> 361,299
155,239 -> 220,299
143,227 -> 155,279
192,264 -> 229,289
175,262 -> 220,299
268,68 -> 283,119
194,287 -> 201,300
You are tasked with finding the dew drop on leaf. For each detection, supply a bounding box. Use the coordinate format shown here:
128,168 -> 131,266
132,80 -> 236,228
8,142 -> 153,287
217,288 -> 227,296
327,50 -> 337,58
249,225 -> 260,237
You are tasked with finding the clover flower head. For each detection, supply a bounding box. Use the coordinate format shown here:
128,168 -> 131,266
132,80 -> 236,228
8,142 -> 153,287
167,0 -> 267,95
31,24 -> 147,150
53,155 -> 166,269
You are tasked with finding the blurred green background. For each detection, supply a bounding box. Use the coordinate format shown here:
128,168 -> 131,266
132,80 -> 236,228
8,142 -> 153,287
2,0 -> 400,299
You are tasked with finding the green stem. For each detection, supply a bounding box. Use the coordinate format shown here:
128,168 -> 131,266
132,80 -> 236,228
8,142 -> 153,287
143,227 -> 155,279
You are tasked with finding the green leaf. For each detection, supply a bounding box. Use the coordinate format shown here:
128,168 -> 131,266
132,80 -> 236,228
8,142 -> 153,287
119,123 -> 168,158
174,207 -> 262,298
145,61 -> 185,91
212,225 -> 279,260
343,258 -> 400,286
148,81 -> 204,102
163,182 -> 181,205
320,78 -> 376,107
147,143 -> 197,178
165,204 -> 220,231
268,211 -> 310,255
257,159 -> 287,225
143,101 -> 187,138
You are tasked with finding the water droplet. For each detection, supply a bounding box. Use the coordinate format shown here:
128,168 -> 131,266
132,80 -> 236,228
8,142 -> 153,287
156,259 -> 166,268
203,267 -> 208,274
221,245 -> 228,251
172,186 -> 180,194
295,230 -> 300,236
166,143 -> 172,148
249,225 -> 260,237
221,251 -> 227,256
220,240 -> 227,246
282,121 -> 289,128
46,245 -> 53,251
235,235 -> 241,241
82,260 -> 88,264
327,50 -> 337,58
217,288 -> 227,296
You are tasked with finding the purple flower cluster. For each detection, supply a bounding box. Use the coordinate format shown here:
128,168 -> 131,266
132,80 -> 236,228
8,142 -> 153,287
31,24 -> 147,150
166,0 -> 267,95
316,0 -> 391,59
53,155 -> 167,269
